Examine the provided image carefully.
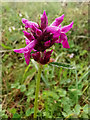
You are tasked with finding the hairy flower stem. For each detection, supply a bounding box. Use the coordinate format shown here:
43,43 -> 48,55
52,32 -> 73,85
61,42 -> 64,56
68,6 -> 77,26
34,64 -> 42,118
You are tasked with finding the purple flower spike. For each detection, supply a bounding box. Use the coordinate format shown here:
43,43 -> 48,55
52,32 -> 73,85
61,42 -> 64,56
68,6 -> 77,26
51,14 -> 64,26
14,11 -> 73,65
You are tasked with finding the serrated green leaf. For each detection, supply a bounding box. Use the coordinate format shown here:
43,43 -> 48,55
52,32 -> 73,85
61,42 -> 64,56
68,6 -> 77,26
43,91 -> 59,100
12,113 -> 21,118
70,89 -> 82,96
26,108 -> 31,117
81,113 -> 88,118
26,108 -> 34,117
49,62 -> 75,69
56,88 -> 66,97
2,113 -> 8,118
80,50 -> 87,56
25,88 -> 34,96
83,104 -> 88,114
11,82 -> 20,89
20,84 -> 26,92
63,104 -> 72,114
74,104 -> 81,115
61,97 -> 73,107
62,112 -> 68,117
9,108 -> 16,114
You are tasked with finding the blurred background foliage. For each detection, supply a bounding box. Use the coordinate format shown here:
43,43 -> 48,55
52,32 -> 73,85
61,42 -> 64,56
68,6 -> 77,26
1,2 -> 89,119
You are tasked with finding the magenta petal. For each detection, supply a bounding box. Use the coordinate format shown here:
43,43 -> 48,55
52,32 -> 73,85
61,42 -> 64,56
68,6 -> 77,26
14,48 -> 27,53
32,49 -> 37,52
53,29 -> 61,39
55,39 -> 60,43
55,32 -> 67,43
31,25 -> 42,36
40,50 -> 53,64
61,21 -> 73,33
22,18 -> 29,29
60,33 -> 70,48
36,28 -> 42,36
44,40 -> 51,47
22,18 -> 28,24
62,40 -> 70,48
14,40 -> 36,54
45,50 -> 53,58
41,10 -> 48,29
60,33 -> 67,42
32,52 -> 40,62
14,49 -> 22,53
59,25 -> 61,28
46,26 -> 60,34
46,26 -> 61,45
25,21 -> 38,28
55,32 -> 70,48
23,31 -> 34,41
51,14 -> 64,26
24,51 -> 31,65
25,39 -> 30,45
26,40 -> 36,51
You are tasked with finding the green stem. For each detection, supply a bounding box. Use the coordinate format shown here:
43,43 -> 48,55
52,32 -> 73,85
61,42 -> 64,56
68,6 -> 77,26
34,64 -> 42,118
75,64 -> 78,104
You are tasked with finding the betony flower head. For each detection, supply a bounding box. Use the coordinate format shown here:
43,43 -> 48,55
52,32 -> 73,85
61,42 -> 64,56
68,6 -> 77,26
14,11 -> 73,65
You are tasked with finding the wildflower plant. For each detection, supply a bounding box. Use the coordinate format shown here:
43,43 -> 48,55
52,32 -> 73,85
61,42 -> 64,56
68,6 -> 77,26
14,11 -> 73,118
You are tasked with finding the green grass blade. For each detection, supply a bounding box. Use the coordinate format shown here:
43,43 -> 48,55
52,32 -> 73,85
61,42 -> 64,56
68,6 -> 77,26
1,43 -> 12,50
78,70 -> 90,84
